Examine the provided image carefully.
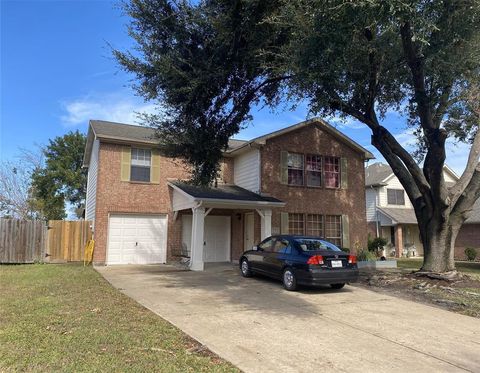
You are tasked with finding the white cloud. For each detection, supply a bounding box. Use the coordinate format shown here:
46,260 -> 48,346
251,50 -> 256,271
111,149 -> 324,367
60,93 -> 159,126
326,115 -> 365,130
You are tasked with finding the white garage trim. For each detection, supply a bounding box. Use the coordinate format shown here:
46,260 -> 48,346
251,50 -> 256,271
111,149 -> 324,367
107,213 -> 168,265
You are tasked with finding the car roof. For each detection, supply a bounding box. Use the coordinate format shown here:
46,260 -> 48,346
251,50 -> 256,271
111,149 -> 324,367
270,235 -> 326,240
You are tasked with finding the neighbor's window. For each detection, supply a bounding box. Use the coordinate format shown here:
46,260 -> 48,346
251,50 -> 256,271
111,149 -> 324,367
325,215 -> 342,246
306,214 -> 324,236
287,152 -> 304,186
131,148 -> 151,182
306,154 -> 322,187
387,189 -> 405,205
324,157 -> 340,188
288,213 -> 305,235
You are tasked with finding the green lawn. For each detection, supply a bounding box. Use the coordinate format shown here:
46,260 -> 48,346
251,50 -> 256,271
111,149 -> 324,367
396,258 -> 480,275
0,264 -> 239,373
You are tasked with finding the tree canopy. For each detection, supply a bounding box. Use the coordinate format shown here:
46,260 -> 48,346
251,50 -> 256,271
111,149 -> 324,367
116,0 -> 480,274
31,131 -> 87,220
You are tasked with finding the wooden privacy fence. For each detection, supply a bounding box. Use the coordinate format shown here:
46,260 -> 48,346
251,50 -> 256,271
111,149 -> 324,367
0,219 -> 47,263
46,220 -> 92,262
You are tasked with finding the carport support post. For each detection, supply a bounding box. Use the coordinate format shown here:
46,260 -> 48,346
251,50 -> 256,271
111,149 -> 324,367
260,209 -> 272,240
190,207 -> 205,271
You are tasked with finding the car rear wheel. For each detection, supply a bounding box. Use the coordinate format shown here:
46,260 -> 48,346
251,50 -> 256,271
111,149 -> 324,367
330,283 -> 345,290
240,258 -> 252,277
282,268 -> 297,291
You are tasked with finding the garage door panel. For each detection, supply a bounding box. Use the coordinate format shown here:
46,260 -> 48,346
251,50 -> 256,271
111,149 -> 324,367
107,214 -> 167,265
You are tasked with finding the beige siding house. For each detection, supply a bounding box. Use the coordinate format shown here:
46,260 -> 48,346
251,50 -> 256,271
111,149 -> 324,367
365,162 -> 480,259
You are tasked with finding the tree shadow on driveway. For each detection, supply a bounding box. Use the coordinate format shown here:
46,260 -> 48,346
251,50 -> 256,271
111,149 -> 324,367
98,264 -> 359,319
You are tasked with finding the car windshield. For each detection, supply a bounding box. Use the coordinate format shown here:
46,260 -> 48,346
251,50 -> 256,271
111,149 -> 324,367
294,238 -> 342,252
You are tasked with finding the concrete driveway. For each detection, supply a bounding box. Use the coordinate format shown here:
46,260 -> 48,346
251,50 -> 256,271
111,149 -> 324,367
97,264 -> 480,373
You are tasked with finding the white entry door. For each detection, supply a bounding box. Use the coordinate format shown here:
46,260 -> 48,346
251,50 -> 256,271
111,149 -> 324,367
182,215 -> 231,262
204,216 -> 231,262
107,214 -> 168,264
244,212 -> 254,251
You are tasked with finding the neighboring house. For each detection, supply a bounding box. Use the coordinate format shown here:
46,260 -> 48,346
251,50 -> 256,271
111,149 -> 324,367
365,162 -> 480,259
83,118 -> 374,270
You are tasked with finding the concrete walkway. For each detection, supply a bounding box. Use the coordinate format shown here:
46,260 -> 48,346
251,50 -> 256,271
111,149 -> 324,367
97,264 -> 480,373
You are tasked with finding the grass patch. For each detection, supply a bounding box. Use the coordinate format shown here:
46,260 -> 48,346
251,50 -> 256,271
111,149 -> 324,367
0,264 -> 239,373
396,258 -> 480,276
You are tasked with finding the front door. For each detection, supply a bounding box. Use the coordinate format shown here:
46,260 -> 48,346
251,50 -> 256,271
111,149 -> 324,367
244,212 -> 254,251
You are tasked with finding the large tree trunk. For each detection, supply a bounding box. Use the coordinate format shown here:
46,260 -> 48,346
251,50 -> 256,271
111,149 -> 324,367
419,216 -> 461,273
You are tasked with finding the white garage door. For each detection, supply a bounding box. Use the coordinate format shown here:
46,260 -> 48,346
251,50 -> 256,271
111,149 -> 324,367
107,214 -> 167,265
182,215 -> 231,262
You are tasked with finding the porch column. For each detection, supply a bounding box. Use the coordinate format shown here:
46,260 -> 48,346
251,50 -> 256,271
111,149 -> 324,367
190,207 -> 205,271
260,209 -> 272,240
395,224 -> 404,258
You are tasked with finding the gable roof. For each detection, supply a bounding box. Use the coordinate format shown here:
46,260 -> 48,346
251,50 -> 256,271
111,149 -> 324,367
365,162 -> 393,187
82,120 -> 247,167
83,118 -> 374,167
365,162 -> 460,188
225,118 -> 375,159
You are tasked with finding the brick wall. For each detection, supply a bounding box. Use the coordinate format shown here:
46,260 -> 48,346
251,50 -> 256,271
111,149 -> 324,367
454,224 -> 480,260
93,142 -> 190,264
260,124 -> 368,251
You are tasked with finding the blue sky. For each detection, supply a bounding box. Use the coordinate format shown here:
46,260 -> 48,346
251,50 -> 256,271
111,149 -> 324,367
0,0 -> 470,175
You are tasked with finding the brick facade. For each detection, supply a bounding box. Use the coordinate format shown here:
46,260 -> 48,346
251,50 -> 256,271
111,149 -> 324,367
454,224 -> 480,260
260,125 -> 368,252
91,123 -> 369,264
93,142 -> 190,264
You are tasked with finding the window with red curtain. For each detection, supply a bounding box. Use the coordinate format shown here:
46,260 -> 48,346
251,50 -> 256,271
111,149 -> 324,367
306,154 -> 322,187
324,157 -> 340,188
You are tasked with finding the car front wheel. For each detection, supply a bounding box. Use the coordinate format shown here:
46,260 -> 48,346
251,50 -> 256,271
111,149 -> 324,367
282,268 -> 297,291
330,283 -> 345,290
240,258 -> 252,277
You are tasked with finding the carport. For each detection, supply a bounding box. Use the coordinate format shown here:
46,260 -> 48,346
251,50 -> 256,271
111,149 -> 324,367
168,181 -> 285,271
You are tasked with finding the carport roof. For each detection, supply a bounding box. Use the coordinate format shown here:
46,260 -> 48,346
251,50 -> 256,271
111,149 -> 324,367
168,181 -> 285,210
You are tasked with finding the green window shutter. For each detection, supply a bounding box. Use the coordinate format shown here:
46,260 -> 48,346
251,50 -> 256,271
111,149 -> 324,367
341,214 -> 350,249
150,149 -> 161,184
121,146 -> 131,181
341,157 -> 348,189
280,212 -> 289,234
280,151 -> 288,184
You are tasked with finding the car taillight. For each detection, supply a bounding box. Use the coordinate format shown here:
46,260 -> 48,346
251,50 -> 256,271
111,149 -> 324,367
307,255 -> 324,265
348,255 -> 357,264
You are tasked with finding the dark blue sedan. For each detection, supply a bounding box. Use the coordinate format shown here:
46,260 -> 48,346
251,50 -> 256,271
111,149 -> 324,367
239,235 -> 359,291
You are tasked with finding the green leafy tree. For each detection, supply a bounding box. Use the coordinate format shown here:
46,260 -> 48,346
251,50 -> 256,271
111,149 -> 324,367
115,0 -> 480,275
32,131 -> 87,220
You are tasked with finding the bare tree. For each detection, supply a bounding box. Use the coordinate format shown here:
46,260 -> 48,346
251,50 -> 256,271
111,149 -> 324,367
0,147 -> 44,219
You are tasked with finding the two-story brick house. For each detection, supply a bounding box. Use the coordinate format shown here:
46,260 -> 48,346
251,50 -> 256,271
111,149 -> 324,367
365,162 -> 480,258
83,118 -> 374,270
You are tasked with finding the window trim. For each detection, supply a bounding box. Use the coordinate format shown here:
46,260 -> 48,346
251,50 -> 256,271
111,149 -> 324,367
130,147 -> 152,183
288,213 -> 342,247
324,156 -> 341,189
386,188 -> 405,205
305,154 -> 323,188
287,152 -> 305,186
284,151 -> 342,189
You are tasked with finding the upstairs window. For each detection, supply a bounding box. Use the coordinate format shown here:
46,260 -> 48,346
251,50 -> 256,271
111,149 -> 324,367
287,153 -> 304,186
324,157 -> 340,188
387,189 -> 405,205
131,148 -> 151,182
306,154 -> 322,187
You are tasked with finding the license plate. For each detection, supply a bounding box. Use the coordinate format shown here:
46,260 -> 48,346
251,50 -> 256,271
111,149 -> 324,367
331,260 -> 343,268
